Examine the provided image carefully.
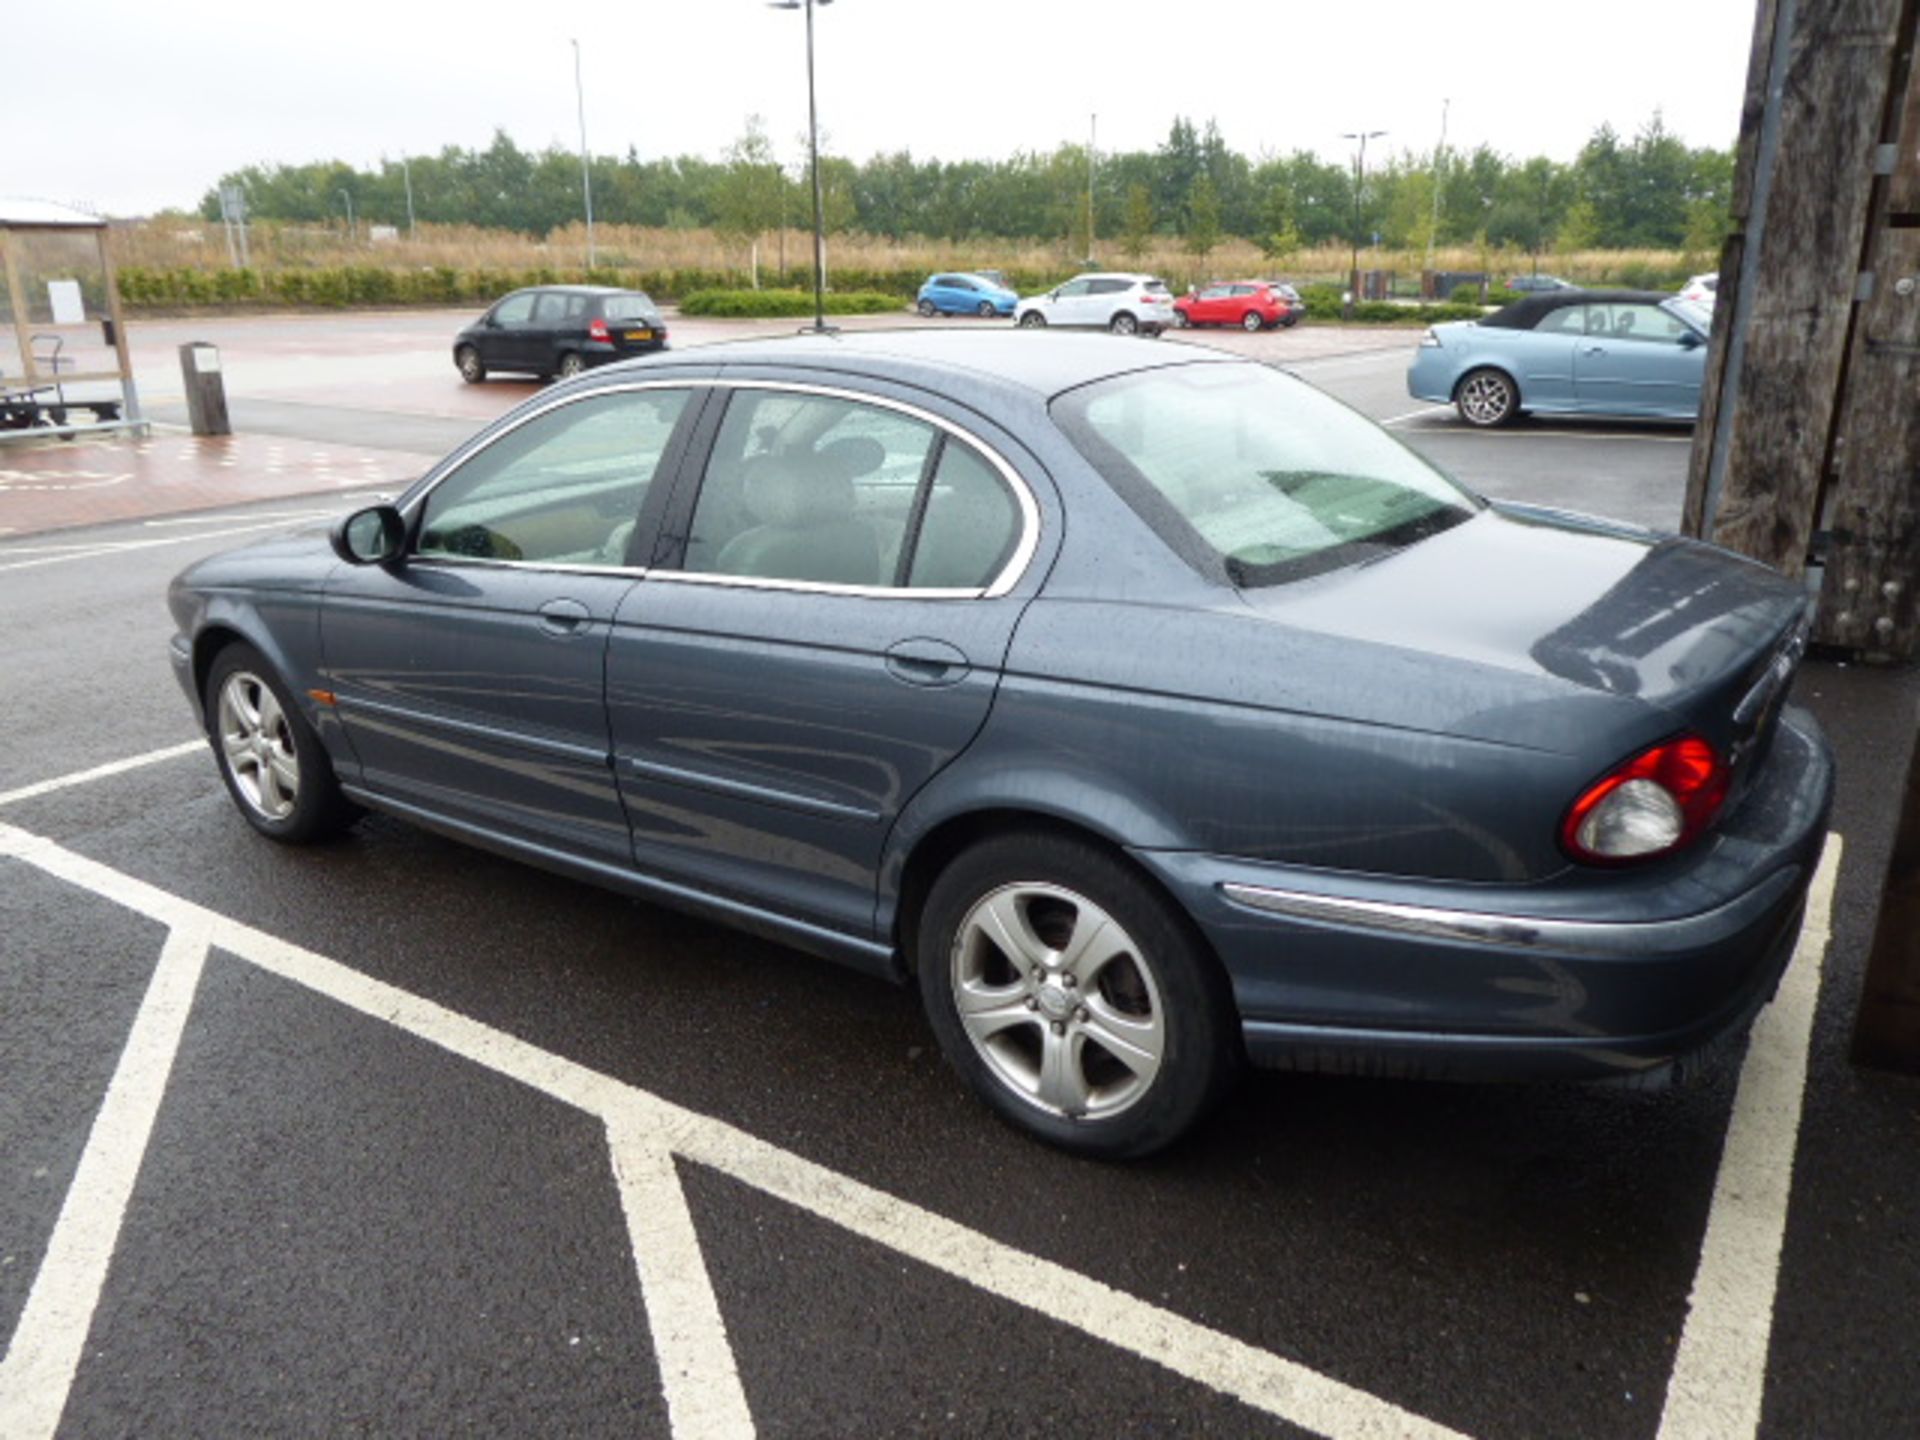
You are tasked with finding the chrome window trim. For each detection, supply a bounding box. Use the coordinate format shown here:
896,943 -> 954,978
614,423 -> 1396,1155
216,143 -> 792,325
675,379 -> 1041,601
407,555 -> 650,580
400,377 -> 1042,599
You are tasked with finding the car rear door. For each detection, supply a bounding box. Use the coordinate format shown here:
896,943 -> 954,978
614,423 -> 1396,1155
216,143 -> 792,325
320,383 -> 702,859
604,376 -> 1053,938
526,290 -> 571,374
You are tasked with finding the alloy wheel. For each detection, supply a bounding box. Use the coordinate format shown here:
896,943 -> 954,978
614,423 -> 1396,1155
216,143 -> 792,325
216,670 -> 301,822
949,881 -> 1166,1119
1458,370 -> 1515,426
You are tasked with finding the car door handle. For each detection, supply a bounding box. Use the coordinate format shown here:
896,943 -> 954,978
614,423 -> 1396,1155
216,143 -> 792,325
1583,345 -> 1607,355
885,637 -> 970,687
537,598 -> 592,636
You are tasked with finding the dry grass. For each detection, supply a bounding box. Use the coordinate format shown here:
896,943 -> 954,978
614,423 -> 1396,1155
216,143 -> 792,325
107,219 -> 1695,288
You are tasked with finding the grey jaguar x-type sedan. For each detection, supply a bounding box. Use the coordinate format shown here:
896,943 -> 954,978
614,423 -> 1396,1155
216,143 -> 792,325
169,330 -> 1832,1157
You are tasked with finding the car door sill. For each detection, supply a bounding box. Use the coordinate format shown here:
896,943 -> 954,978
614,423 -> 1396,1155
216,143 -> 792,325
339,782 -> 903,980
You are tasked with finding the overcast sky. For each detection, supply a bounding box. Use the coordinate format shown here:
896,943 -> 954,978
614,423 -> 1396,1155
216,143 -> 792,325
8,0 -> 1760,218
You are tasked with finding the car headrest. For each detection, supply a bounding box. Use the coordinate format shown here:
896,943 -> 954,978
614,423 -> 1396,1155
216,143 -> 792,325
743,450 -> 858,528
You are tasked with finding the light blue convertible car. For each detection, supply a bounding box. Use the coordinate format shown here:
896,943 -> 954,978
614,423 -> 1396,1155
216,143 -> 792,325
1408,288 -> 1713,427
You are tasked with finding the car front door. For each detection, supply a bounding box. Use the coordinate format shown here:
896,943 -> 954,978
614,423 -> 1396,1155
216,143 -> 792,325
476,291 -> 537,371
1574,301 -> 1708,417
605,378 -> 1051,938
1191,284 -> 1230,324
1048,277 -> 1094,325
320,383 -> 701,859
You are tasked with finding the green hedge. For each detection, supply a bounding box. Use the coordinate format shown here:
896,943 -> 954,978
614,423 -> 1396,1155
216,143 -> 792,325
1295,284 -> 1484,324
678,288 -> 905,318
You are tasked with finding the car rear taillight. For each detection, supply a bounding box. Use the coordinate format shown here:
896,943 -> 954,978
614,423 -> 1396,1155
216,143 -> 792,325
1560,734 -> 1730,864
589,317 -> 611,342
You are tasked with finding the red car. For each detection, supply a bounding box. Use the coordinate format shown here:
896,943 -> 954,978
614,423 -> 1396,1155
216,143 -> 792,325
1173,280 -> 1303,332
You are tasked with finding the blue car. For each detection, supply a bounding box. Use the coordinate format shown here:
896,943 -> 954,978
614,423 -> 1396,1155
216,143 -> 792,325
169,331 -> 1829,1158
917,272 -> 1018,318
1408,288 -> 1712,427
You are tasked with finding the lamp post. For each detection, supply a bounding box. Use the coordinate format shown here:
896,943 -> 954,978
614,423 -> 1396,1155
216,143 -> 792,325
1340,129 -> 1384,318
338,188 -> 355,245
1087,112 -> 1098,267
1424,100 -> 1448,279
770,0 -> 833,334
572,38 -> 596,269
401,156 -> 416,240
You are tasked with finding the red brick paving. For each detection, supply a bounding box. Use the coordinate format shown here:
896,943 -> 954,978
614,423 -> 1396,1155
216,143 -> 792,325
0,431 -> 436,537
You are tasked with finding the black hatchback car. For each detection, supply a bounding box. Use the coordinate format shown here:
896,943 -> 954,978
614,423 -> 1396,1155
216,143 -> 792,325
454,285 -> 668,383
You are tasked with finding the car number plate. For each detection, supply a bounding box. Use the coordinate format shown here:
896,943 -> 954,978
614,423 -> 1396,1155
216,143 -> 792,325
625,329 -> 653,341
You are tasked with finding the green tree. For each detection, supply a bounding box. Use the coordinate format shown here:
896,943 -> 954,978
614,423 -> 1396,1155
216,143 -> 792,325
1556,198 -> 1602,255
714,117 -> 784,285
1258,183 -> 1301,262
1121,183 -> 1155,260
1184,174 -> 1221,264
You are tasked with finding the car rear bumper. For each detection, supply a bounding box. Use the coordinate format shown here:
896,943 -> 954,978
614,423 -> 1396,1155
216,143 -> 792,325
1130,706 -> 1834,1082
1405,347 -> 1458,404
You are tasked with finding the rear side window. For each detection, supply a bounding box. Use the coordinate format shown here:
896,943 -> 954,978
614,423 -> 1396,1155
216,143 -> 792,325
417,389 -> 690,566
907,442 -> 1020,589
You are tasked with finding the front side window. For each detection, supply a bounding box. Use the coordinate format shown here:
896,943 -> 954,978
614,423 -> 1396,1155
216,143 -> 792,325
1054,363 -> 1479,587
1055,279 -> 1093,298
1590,302 -> 1695,343
492,293 -> 535,326
417,389 -> 690,565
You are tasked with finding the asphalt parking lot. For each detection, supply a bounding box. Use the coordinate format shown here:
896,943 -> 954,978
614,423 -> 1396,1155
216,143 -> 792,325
3,309 -> 1918,1438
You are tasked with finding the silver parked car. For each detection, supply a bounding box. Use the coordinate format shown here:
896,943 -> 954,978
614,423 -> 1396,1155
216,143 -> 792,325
1407,288 -> 1712,427
1015,272 -> 1177,336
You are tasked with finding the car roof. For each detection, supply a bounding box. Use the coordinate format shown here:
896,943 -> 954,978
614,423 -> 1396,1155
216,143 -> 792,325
512,284 -> 647,297
605,327 -> 1237,401
1480,289 -> 1679,329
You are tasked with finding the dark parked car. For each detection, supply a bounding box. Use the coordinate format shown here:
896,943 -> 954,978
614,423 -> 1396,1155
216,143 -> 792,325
454,285 -> 668,383
170,331 -> 1832,1157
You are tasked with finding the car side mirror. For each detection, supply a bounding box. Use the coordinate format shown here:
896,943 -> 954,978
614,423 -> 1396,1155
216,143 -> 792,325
1679,330 -> 1705,349
1049,289 -> 1060,300
331,504 -> 407,566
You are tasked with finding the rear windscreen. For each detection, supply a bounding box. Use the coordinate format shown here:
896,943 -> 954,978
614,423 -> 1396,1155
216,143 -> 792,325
601,296 -> 658,321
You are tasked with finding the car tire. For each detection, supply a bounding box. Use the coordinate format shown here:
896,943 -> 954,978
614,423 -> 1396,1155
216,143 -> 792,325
204,642 -> 358,845
917,831 -> 1241,1158
976,300 -> 997,318
1109,311 -> 1139,336
1018,311 -> 1047,329
556,351 -> 586,380
1280,314 -> 1299,328
1456,367 -> 1520,427
917,298 -> 938,318
1241,311 -> 1265,332
456,345 -> 487,384
1172,311 -> 1190,329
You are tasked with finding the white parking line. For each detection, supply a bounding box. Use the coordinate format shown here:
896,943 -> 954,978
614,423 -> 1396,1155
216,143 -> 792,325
0,741 -> 204,809
1658,836 -> 1841,1440
1379,405 -> 1451,427
0,750 -> 1847,1440
0,516 -> 331,574
0,920 -> 211,1440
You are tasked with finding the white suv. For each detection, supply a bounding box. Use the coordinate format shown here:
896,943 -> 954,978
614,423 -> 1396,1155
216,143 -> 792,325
1015,273 -> 1176,336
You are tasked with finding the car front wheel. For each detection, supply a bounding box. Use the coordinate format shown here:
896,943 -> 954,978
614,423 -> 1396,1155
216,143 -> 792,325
205,643 -> 358,844
976,300 -> 997,318
1456,367 -> 1520,427
1109,311 -> 1139,336
918,832 -> 1240,1158
456,345 -> 486,383
1172,310 -> 1190,328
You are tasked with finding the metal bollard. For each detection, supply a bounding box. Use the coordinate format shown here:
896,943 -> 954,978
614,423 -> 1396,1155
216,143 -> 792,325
179,342 -> 230,436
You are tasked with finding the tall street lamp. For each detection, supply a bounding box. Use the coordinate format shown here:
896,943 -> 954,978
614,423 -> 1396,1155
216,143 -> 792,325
338,188 -> 355,245
770,0 -> 833,334
1341,129 -> 1385,319
572,38 -> 597,269
401,156 -> 416,240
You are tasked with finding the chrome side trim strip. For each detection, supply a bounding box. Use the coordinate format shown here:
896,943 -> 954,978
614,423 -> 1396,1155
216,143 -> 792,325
1217,869 -> 1799,957
338,693 -> 607,766
624,755 -> 881,824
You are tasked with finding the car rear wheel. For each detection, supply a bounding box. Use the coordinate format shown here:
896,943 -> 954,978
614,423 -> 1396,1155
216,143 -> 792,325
1109,311 -> 1139,336
1241,311 -> 1264,332
1457,367 -> 1520,427
917,298 -> 938,318
976,300 -> 996,318
1018,311 -> 1047,329
556,352 -> 586,380
205,643 -> 358,845
1172,310 -> 1191,328
456,345 -> 486,384
917,832 -> 1240,1158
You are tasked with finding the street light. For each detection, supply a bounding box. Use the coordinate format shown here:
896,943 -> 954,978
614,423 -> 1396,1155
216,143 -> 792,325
401,156 -> 416,241
338,188 -> 355,245
572,38 -> 596,269
1340,129 -> 1385,319
769,0 -> 834,334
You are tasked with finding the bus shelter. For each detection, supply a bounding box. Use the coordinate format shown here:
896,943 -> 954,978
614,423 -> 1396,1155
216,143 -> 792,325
0,198 -> 145,439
